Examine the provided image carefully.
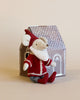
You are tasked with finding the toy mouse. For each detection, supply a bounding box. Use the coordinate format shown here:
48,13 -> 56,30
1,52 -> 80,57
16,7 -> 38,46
22,29 -> 56,84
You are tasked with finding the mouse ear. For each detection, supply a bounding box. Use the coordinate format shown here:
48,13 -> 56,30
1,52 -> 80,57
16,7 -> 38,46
39,37 -> 48,44
22,34 -> 31,46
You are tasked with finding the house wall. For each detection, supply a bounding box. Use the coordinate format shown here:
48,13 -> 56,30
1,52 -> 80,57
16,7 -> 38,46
20,44 -> 27,76
47,48 -> 66,76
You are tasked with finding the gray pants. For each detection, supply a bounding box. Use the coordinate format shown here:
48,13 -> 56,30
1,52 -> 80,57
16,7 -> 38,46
30,66 -> 54,83
30,75 -> 44,83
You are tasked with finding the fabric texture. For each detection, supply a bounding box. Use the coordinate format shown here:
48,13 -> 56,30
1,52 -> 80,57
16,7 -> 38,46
25,29 -> 38,47
30,75 -> 44,83
24,54 -> 52,77
48,71 -> 56,82
30,46 -> 49,61
38,73 -> 48,84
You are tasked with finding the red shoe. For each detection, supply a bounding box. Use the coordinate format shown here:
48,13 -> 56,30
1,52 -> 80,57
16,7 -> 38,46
38,73 -> 48,84
48,72 -> 56,83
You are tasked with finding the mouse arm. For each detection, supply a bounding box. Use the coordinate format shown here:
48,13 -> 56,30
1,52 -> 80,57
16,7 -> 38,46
23,63 -> 29,71
44,59 -> 52,66
44,59 -> 56,67
23,55 -> 32,71
50,61 -> 56,67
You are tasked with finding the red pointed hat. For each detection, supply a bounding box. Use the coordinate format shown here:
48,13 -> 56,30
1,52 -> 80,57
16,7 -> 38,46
25,29 -> 38,47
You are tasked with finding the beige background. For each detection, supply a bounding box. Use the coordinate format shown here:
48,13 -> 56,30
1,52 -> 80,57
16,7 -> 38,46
0,0 -> 80,100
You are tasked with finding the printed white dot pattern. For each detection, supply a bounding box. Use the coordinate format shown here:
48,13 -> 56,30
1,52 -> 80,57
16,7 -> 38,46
29,25 -> 65,50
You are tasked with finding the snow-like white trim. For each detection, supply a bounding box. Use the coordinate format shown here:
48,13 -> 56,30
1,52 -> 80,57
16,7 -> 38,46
53,53 -> 62,74
28,72 -> 47,76
25,60 -> 32,67
46,59 -> 50,66
64,50 -> 66,75
56,73 -> 63,77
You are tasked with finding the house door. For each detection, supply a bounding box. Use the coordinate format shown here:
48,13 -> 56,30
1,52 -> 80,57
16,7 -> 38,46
53,53 -> 62,76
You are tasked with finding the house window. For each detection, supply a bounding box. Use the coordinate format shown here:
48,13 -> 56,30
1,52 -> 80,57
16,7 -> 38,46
26,53 -> 29,58
24,52 -> 29,60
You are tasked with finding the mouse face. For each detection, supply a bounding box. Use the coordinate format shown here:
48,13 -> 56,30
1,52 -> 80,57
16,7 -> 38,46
32,37 -> 48,51
30,37 -> 49,61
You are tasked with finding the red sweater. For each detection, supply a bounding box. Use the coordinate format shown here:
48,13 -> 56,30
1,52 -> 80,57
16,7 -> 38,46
24,54 -> 52,77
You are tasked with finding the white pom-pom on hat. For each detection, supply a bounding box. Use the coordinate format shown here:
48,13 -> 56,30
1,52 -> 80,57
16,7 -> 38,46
22,34 -> 31,46
24,29 -> 38,47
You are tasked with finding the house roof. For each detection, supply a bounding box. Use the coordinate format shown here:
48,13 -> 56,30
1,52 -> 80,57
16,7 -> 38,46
28,25 -> 66,50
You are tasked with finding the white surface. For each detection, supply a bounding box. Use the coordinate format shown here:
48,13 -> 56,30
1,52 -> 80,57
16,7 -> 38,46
0,0 -> 80,100
0,67 -> 80,100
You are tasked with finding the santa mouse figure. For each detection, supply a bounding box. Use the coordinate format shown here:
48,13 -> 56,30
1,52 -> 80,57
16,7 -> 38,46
22,29 -> 56,84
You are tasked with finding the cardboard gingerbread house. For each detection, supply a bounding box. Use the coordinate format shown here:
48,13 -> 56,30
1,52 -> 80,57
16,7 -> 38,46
20,25 -> 66,77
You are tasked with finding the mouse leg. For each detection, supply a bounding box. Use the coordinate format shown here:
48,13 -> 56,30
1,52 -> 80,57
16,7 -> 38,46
48,71 -> 56,83
38,73 -> 48,84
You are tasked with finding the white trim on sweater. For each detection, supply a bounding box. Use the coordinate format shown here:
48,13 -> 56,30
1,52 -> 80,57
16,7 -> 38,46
28,72 -> 47,76
25,59 -> 32,67
46,59 -> 50,66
